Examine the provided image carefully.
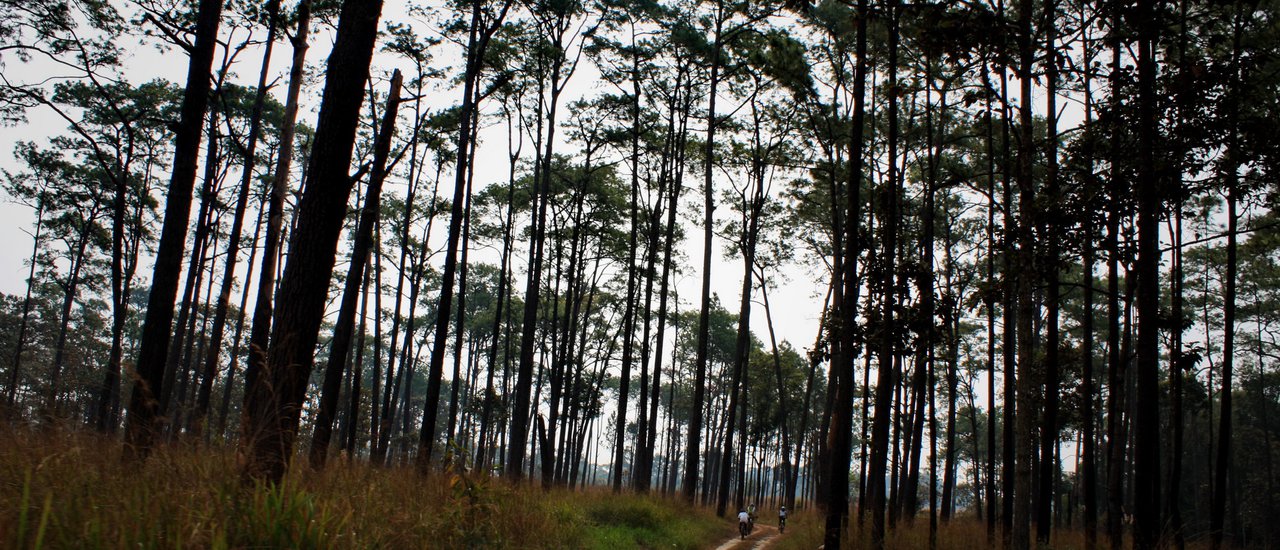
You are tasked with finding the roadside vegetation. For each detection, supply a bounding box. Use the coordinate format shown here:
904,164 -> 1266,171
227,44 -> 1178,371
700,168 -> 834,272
0,426 -> 729,549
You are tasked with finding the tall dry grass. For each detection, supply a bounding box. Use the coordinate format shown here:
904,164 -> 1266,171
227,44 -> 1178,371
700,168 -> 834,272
766,505 -> 1222,550
0,424 -> 728,549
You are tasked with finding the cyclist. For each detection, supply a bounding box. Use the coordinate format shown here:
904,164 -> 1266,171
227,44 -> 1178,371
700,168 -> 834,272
737,508 -> 751,539
778,505 -> 788,533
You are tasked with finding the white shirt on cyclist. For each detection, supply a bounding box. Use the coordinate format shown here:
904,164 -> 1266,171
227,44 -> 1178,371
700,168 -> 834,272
738,511 -> 750,524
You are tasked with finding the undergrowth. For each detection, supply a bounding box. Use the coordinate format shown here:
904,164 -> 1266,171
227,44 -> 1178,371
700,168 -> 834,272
768,506 -> 1222,550
0,425 -> 727,549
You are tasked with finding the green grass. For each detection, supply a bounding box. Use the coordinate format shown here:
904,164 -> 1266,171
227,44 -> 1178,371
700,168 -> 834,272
575,492 -> 729,550
0,425 -> 730,549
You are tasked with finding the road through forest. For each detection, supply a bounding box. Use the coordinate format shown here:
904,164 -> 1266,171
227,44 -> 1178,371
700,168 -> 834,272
710,523 -> 780,550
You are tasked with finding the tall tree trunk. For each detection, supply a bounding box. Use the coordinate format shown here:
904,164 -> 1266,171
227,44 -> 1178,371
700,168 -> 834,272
241,0 -> 310,435
421,0 -> 511,472
162,100 -> 222,425
509,5 -> 573,480
999,18 -> 1018,542
1132,0 -> 1162,545
96,147 -> 134,432
123,0 -> 226,458
476,99 -> 522,471
867,1 -> 898,546
924,62 -> 941,547
446,140 -> 477,458
1211,6 -> 1244,548
217,198 -> 266,438
1012,0 -> 1038,546
981,49 -> 998,543
311,70 -> 402,468
628,39 -> 653,493
8,194 -> 45,410
1037,0 -> 1061,541
1104,6 -> 1126,545
641,79 -> 689,490
1166,1 -> 1190,547
45,200 -> 101,417
1080,3 -> 1098,546
715,130 -> 766,517
239,0 -> 384,483
192,0 -> 283,436
613,60 -> 642,494
683,0 -> 725,504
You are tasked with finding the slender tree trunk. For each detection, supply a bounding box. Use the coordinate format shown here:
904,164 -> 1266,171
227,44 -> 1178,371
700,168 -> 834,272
613,63 -> 642,493
217,198 -> 265,438
123,0 -> 225,458
421,0 -> 511,472
96,150 -> 133,432
1037,0 -> 1061,541
45,201 -> 101,417
824,0 -> 866,546
1166,2 -> 1190,547
192,0 -> 283,437
311,70 -> 402,468
510,10 -> 578,480
477,99 -> 522,471
8,194 -> 45,411
163,101 -> 222,424
1211,6 -> 1244,548
999,30 -> 1018,544
239,0 -> 384,483
241,0 -> 310,435
446,140 -> 477,458
982,48 -> 998,541
1132,0 -> 1162,545
1080,3 -> 1098,546
868,1 -> 899,546
343,252 -> 373,452
1011,0 -> 1038,545
1104,7 -> 1126,545
683,0 -> 725,504
643,74 -> 691,491
715,136 -> 765,517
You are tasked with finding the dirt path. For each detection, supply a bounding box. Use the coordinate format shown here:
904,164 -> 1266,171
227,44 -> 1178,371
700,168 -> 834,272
710,523 -> 780,550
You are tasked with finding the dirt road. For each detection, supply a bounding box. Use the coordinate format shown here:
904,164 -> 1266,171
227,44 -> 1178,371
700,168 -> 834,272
710,523 -> 780,550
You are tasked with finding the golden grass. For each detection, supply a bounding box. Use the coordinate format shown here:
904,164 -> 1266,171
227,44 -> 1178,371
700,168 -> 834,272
0,425 -> 728,549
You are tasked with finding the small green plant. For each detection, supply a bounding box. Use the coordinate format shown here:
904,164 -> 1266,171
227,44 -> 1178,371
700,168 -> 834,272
222,481 -> 343,549
13,471 -> 53,550
442,469 -> 502,548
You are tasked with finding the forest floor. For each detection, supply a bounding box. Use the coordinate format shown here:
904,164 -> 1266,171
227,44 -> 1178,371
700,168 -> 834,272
0,423 -> 733,549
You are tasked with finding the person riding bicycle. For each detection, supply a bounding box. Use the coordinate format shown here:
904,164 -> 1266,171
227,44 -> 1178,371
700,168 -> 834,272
737,508 -> 751,539
778,505 -> 788,533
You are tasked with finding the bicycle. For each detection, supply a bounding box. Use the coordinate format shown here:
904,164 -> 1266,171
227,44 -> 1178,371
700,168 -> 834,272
779,515 -> 786,534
